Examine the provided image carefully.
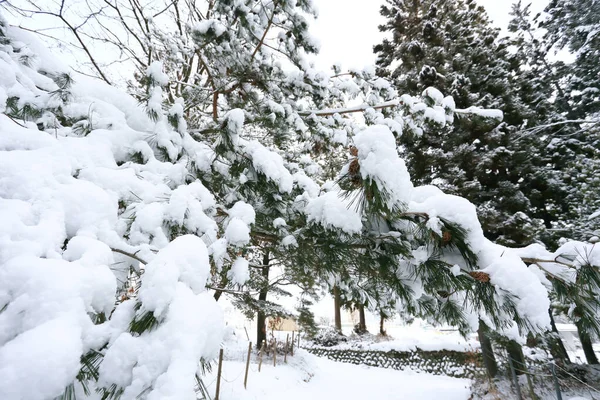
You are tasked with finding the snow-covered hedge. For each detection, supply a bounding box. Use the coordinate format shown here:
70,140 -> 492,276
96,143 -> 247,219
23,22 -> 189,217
305,347 -> 484,379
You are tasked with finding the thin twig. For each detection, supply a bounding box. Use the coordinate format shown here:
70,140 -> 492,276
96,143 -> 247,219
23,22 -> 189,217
250,0 -> 278,61
110,248 -> 148,265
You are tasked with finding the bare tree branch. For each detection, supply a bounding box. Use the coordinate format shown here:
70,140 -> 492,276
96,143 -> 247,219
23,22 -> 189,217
250,0 -> 278,62
111,247 -> 148,265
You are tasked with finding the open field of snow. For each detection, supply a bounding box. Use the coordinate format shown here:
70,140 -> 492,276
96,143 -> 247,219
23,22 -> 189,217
204,349 -> 472,400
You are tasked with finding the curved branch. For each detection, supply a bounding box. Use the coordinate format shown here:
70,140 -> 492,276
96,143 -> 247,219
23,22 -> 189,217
111,247 -> 148,265
250,0 -> 278,61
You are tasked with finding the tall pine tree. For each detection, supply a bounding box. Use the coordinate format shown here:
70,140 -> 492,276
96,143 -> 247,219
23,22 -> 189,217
374,0 -> 550,247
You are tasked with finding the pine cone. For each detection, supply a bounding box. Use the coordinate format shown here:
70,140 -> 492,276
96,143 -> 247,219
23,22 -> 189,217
312,142 -> 323,154
442,230 -> 452,244
348,158 -> 362,186
348,158 -> 360,174
469,271 -> 490,283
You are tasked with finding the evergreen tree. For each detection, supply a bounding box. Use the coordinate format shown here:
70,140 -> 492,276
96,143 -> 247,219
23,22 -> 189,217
540,0 -> 600,242
374,0 -> 548,247
371,0 -> 569,376
510,0 -> 600,364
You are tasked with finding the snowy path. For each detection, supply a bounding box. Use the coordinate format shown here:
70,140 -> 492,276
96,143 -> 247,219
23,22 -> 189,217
205,350 -> 471,399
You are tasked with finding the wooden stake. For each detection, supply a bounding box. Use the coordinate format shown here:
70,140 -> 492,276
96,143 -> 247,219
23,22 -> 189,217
244,342 -> 252,389
273,339 -> 277,367
551,363 -> 563,400
215,348 -> 224,400
244,326 -> 250,341
291,331 -> 295,356
284,334 -> 289,363
297,331 -> 301,349
258,341 -> 265,372
508,355 -> 523,400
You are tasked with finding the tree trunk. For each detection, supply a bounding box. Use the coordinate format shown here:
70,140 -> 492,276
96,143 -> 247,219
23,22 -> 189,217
576,322 -> 599,364
478,321 -> 498,378
256,251 -> 270,349
548,309 -> 570,365
506,340 -> 527,375
379,313 -> 386,336
358,304 -> 367,334
333,285 -> 342,332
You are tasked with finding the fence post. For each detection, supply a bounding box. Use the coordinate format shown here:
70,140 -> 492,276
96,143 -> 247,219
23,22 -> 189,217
297,331 -> 301,349
273,338 -> 277,367
551,363 -> 563,400
508,355 -> 523,400
215,348 -> 224,400
284,334 -> 289,363
291,331 -> 295,356
244,342 -> 252,389
258,341 -> 266,372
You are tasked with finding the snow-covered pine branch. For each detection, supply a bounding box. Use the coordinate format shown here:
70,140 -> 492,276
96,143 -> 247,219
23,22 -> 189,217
4,1 -> 600,398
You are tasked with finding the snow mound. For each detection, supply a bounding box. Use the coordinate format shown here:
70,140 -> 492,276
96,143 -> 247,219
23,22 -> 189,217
0,23 -> 225,399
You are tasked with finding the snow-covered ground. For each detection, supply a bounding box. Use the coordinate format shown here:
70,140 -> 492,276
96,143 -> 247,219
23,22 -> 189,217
204,349 -> 472,400
303,324 -> 480,353
555,323 -> 600,364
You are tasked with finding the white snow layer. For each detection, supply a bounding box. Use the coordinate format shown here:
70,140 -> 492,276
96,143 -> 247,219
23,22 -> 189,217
352,126 -> 549,332
304,124 -> 551,333
0,25 -> 224,400
354,125 -> 414,208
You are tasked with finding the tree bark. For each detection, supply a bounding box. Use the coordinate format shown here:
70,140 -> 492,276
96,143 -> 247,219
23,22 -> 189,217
576,321 -> 599,364
379,312 -> 386,336
333,285 -> 342,332
256,251 -> 270,349
478,321 -> 498,378
357,304 -> 367,334
506,340 -> 527,375
548,309 -> 571,364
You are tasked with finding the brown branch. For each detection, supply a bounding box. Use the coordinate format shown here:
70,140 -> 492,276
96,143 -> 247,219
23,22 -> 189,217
78,24 -> 146,69
207,285 -> 254,296
530,261 -> 571,285
152,0 -> 176,18
59,17 -> 112,85
111,247 -> 148,265
173,0 -> 183,36
250,0 -> 278,61
127,0 -> 152,64
7,3 -> 112,84
298,100 -> 401,117
196,53 -> 219,120
251,230 -> 279,243
330,72 -> 357,79
212,92 -> 219,120
103,0 -> 149,57
521,257 -> 575,268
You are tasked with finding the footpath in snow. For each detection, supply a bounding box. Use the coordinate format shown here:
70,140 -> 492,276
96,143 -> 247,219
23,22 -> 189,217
204,349 -> 471,400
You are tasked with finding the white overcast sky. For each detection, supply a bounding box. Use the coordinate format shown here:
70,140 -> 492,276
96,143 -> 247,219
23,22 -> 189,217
310,0 -> 548,71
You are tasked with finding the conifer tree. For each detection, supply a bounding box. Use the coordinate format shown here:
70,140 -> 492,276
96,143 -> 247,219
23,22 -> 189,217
540,0 -> 600,242
372,0 -> 569,376
374,0 -> 548,247
510,0 -> 600,364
